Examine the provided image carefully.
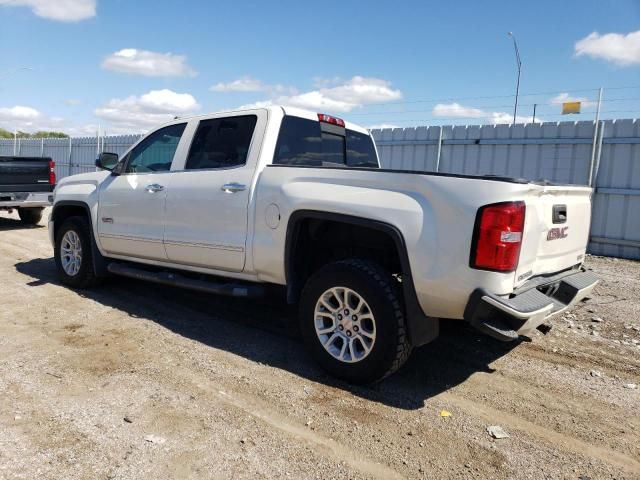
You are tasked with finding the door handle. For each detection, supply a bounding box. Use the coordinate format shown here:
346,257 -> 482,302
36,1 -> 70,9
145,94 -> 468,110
221,182 -> 246,193
145,183 -> 164,193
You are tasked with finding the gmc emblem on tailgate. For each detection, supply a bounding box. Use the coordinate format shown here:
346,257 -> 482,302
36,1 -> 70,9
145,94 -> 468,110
547,226 -> 569,241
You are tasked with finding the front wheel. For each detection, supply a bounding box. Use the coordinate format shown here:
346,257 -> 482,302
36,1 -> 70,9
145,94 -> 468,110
299,259 -> 412,384
18,207 -> 43,225
54,216 -> 101,289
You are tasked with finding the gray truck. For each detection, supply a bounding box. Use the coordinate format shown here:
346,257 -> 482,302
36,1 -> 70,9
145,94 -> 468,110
0,156 -> 56,224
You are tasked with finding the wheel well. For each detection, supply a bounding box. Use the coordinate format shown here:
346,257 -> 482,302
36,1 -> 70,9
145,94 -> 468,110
52,204 -> 89,237
286,214 -> 404,303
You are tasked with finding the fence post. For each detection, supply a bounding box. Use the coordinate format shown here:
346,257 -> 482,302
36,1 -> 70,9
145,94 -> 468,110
592,120 -> 605,188
40,137 -> 44,157
588,87 -> 604,186
435,126 -> 443,172
67,137 -> 73,177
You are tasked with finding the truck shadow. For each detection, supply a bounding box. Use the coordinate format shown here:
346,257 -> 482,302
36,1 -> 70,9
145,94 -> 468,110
0,216 -> 44,231
15,257 -> 521,411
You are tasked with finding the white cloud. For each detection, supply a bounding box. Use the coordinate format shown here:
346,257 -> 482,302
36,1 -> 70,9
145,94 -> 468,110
549,92 -> 595,107
240,76 -> 402,113
0,105 -> 41,121
575,31 -> 640,66
0,105 -> 76,133
432,102 -> 540,124
211,76 -> 268,92
488,112 -> 539,125
433,103 -> 485,118
64,98 -> 81,106
94,89 -> 201,132
102,48 -> 197,77
0,0 -> 96,22
366,123 -> 400,130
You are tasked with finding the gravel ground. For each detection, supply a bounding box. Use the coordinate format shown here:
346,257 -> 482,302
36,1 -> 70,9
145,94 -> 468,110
0,208 -> 639,480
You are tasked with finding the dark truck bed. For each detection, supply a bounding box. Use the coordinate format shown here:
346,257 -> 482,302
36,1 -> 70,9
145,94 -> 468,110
0,156 -> 55,194
0,156 -> 54,224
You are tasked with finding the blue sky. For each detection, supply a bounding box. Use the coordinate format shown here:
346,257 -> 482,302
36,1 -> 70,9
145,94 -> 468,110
0,0 -> 639,135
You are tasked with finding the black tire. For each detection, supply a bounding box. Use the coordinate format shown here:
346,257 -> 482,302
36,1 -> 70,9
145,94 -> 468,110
18,207 -> 43,225
299,259 -> 412,384
54,216 -> 101,289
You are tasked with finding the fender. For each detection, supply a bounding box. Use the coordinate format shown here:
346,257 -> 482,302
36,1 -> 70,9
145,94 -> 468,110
285,210 -> 438,347
51,200 -> 109,278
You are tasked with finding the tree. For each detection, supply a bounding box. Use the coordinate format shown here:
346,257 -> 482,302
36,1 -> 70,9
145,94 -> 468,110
0,128 -> 68,139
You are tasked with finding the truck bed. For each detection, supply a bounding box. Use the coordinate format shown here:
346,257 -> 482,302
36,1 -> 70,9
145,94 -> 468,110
0,156 -> 54,209
0,157 -> 55,192
0,156 -> 54,193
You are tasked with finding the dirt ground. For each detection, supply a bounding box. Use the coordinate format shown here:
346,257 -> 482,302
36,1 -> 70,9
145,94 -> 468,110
0,208 -> 639,480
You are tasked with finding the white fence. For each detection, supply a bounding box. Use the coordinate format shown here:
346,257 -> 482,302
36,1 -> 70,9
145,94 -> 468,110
1,118 -> 639,260
371,119 -> 640,260
0,134 -> 143,179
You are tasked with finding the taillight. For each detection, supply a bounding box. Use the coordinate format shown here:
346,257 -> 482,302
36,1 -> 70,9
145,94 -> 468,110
471,201 -> 526,272
317,113 -> 345,127
49,160 -> 56,185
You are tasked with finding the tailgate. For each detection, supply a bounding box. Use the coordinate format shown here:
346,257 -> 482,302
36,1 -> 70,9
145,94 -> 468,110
515,185 -> 592,287
0,156 -> 51,192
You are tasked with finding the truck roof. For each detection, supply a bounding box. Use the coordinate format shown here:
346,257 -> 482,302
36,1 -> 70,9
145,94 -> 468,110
168,105 -> 370,136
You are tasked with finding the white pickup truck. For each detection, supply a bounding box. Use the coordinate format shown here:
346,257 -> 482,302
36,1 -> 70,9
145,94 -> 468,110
49,106 -> 598,383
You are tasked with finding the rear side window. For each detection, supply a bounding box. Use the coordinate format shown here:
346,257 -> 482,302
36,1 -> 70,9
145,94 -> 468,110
186,115 -> 257,170
274,116 -> 378,168
346,130 -> 378,168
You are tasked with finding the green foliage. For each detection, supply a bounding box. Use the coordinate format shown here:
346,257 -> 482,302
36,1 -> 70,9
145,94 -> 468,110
0,128 -> 69,139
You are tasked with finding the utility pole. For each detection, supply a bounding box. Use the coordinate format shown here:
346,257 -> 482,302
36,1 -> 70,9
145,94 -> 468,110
508,32 -> 522,124
532,104 -> 537,123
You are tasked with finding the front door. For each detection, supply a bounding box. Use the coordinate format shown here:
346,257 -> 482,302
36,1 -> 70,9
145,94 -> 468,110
163,112 -> 265,271
97,123 -> 187,260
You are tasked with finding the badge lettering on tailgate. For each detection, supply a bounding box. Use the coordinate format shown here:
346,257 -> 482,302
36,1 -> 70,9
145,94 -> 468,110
547,226 -> 569,241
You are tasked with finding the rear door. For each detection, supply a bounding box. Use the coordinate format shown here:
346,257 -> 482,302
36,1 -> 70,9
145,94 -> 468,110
97,123 -> 188,260
516,186 -> 593,286
163,111 -> 267,271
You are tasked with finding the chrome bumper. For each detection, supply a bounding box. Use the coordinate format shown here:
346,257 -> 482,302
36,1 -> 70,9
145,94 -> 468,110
0,192 -> 53,209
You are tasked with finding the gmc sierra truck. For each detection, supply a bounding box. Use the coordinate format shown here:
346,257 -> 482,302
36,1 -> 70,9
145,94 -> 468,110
49,106 -> 598,383
1,156 -> 55,224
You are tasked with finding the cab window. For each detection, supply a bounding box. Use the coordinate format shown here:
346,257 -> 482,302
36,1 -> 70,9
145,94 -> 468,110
273,116 -> 379,168
185,115 -> 257,170
125,123 -> 187,173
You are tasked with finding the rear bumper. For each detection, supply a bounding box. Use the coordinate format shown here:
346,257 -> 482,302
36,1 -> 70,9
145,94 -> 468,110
464,269 -> 599,341
0,191 -> 53,209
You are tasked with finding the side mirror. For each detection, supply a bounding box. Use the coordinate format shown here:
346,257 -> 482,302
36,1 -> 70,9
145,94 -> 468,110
95,152 -> 119,171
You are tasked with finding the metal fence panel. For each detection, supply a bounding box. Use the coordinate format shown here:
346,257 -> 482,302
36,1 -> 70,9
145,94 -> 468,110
372,118 -> 640,261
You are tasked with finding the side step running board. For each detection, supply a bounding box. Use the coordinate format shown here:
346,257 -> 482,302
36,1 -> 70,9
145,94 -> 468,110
107,262 -> 266,298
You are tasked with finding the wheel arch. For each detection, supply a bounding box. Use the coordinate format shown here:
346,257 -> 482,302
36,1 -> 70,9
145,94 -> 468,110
52,201 -> 108,277
284,210 -> 438,347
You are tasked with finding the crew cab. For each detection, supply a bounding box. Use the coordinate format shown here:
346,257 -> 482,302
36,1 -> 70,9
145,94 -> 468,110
49,106 -> 598,383
1,156 -> 55,224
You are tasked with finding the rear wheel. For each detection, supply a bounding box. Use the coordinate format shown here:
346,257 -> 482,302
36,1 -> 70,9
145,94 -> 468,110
299,259 -> 412,384
18,207 -> 43,225
54,216 -> 101,289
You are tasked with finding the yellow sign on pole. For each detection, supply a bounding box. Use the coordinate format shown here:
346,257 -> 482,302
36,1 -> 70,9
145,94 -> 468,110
562,101 -> 581,114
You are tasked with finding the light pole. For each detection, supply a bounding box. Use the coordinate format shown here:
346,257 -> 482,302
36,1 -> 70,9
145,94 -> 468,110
507,32 -> 522,124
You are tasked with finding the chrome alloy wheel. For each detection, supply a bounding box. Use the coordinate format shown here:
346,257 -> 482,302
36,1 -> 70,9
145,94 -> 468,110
60,230 -> 82,276
314,287 -> 377,363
